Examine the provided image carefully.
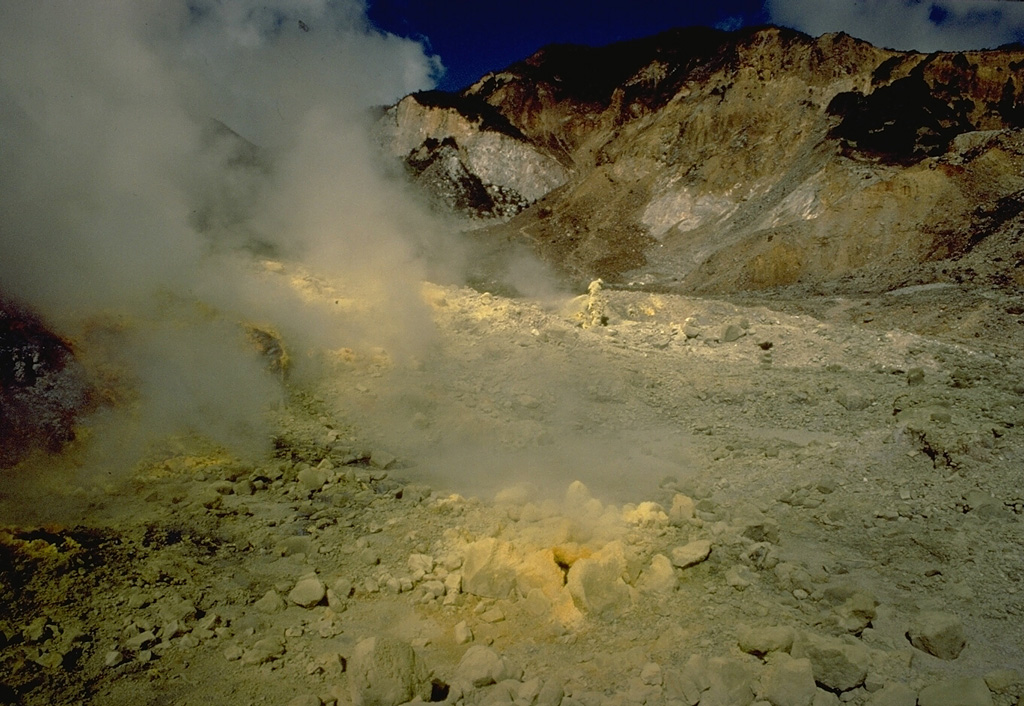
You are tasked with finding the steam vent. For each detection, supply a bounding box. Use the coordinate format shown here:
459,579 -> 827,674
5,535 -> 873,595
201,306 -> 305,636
2,8 -> 1024,706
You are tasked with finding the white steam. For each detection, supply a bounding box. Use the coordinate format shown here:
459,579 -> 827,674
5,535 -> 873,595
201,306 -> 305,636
766,0 -> 1024,52
0,1 -> 447,467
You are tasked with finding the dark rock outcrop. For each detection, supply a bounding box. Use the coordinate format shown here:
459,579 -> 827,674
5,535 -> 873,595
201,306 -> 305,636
0,299 -> 92,466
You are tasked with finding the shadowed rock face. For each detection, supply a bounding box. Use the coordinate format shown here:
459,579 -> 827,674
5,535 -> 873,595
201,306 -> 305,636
0,299 -> 92,466
379,26 -> 1024,292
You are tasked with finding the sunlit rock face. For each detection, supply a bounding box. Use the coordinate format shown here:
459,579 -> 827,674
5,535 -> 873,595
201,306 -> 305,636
376,93 -> 569,220
0,299 -> 92,466
381,26 -> 1024,292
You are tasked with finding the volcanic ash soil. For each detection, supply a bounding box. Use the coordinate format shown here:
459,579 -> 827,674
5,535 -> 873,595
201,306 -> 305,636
2,275 -> 1023,706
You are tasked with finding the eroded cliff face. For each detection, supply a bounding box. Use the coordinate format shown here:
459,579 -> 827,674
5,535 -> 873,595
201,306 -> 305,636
377,93 -> 569,219
379,26 -> 1024,292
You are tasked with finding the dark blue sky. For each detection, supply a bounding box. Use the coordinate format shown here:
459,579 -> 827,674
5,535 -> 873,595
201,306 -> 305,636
366,0 -> 768,92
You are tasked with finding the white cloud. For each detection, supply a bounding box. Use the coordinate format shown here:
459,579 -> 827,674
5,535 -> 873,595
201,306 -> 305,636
766,0 -> 1024,51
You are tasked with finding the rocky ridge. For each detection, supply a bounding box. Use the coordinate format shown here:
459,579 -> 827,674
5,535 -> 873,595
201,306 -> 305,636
377,26 -> 1024,303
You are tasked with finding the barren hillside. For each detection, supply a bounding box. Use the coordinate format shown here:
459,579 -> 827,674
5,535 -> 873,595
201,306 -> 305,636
379,27 -> 1024,343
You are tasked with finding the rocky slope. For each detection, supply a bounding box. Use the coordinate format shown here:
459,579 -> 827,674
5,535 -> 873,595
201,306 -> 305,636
378,26 -> 1024,300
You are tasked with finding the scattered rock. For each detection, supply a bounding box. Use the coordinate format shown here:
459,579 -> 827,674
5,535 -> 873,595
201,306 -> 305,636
702,656 -> 757,706
669,494 -> 696,525
865,683 -> 918,706
454,621 -> 473,644
124,630 -> 156,652
276,536 -> 315,557
963,491 -> 1003,518
287,696 -> 322,706
349,637 -> 431,706
983,669 -> 1019,693
566,554 -> 631,618
254,589 -> 286,614
640,662 -> 663,686
515,549 -> 566,600
737,625 -> 795,657
369,450 -> 397,470
462,538 -> 517,599
761,655 -> 817,706
665,654 -> 707,705
834,592 -> 878,634
536,679 -> 565,706
720,324 -> 746,343
289,574 -> 327,608
639,554 -> 677,594
812,689 -> 840,706
454,645 -> 519,688
241,636 -> 285,665
917,678 -> 993,706
907,611 -> 966,660
670,540 -> 712,569
792,632 -> 870,692
837,390 -> 871,411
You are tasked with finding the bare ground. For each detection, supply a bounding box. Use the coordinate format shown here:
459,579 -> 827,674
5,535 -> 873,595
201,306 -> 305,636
2,269 -> 1023,706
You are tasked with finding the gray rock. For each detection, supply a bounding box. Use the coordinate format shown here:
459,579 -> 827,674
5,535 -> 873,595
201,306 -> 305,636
454,620 -> 473,645
670,540 -> 712,569
241,636 -> 285,665
289,574 -> 326,608
737,624 -> 795,657
963,491 -> 1002,518
761,655 -> 816,706
792,632 -> 869,692
369,450 -> 397,470
907,611 -> 966,660
865,683 -> 918,706
835,592 -> 877,633
720,324 -> 746,343
331,577 -> 354,600
124,630 -> 156,652
731,504 -> 780,544
639,554 -> 677,594
349,637 -> 431,706
454,645 -> 518,688
462,538 -> 517,599
535,678 -> 565,706
640,662 -> 663,686
566,555 -> 631,618
517,679 -> 542,706
702,656 -> 757,706
983,669 -> 1020,693
287,696 -> 322,706
275,536 -> 315,557
917,678 -> 993,706
664,668 -> 703,706
812,689 -> 840,706
836,390 -> 871,411
254,589 -> 286,614
669,494 -> 696,526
